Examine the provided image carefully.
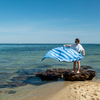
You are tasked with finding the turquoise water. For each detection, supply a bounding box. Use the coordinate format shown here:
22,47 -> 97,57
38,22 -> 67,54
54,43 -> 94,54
0,44 -> 100,86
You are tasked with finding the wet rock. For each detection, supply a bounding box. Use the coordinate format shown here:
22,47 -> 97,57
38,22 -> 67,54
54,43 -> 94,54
86,70 -> 97,80
0,91 -> 2,93
36,72 -> 58,80
36,68 -> 96,81
12,75 -> 29,81
63,69 -> 96,81
5,90 -> 16,94
46,68 -> 67,78
7,82 -> 28,87
8,90 -> 16,94
0,85 -> 6,88
63,69 -> 89,81
36,68 -> 67,80
0,69 -> 41,88
0,81 -> 28,88
16,69 -> 38,75
81,66 -> 92,70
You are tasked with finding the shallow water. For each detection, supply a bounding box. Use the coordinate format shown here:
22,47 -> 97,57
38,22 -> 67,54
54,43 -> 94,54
0,44 -> 100,99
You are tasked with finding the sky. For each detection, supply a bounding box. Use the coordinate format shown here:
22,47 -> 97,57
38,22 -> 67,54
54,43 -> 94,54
0,0 -> 100,44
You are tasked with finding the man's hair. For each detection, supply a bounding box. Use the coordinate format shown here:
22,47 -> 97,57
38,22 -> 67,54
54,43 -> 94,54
75,38 -> 80,43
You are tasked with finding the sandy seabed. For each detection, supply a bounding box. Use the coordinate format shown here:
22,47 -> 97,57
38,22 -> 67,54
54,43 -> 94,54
0,80 -> 100,100
0,81 -> 73,100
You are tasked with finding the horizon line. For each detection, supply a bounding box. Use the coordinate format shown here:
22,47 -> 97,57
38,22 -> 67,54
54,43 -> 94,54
0,43 -> 100,44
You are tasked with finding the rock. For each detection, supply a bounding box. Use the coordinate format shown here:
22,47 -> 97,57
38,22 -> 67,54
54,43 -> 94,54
36,68 -> 67,80
5,90 -> 16,94
36,72 -> 58,80
81,66 -> 92,70
86,70 -> 97,80
8,90 -> 16,94
0,81 -> 28,88
0,91 -> 2,93
36,68 -> 96,81
8,82 -> 27,87
47,68 -> 67,78
63,69 -> 96,81
63,69 -> 89,81
12,75 -> 29,81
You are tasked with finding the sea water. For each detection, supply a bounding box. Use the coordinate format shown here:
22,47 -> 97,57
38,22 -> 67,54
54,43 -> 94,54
0,44 -> 100,99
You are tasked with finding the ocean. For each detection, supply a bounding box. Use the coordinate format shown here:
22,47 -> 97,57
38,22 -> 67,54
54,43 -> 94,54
0,44 -> 100,100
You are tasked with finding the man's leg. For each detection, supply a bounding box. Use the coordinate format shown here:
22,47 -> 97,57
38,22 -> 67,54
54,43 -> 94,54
77,61 -> 80,73
72,61 -> 76,72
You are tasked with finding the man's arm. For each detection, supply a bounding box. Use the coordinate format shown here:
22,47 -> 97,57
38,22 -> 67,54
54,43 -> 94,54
63,44 -> 70,47
83,50 -> 85,56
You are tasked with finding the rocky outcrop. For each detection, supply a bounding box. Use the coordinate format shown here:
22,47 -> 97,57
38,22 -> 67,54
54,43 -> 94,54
36,68 -> 97,81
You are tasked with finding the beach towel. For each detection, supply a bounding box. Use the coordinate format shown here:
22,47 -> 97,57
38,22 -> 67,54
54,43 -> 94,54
40,46 -> 84,62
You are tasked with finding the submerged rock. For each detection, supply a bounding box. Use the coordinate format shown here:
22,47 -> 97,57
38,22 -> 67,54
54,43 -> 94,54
12,75 -> 29,81
0,91 -> 2,93
36,72 -> 58,80
8,90 -> 16,94
0,81 -> 28,88
5,90 -> 16,94
81,66 -> 92,70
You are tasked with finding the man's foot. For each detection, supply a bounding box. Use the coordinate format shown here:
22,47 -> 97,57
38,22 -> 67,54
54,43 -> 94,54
72,70 -> 74,72
77,71 -> 80,73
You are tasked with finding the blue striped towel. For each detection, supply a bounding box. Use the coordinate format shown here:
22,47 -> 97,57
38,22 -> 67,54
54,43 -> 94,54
40,46 -> 84,62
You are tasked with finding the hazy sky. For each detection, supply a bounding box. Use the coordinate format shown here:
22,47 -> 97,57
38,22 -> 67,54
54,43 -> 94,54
0,0 -> 100,44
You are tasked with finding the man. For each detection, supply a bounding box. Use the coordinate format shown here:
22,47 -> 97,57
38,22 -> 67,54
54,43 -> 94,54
63,38 -> 85,73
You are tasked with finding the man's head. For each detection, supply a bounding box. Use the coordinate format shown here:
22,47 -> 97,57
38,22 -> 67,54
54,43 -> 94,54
75,38 -> 80,44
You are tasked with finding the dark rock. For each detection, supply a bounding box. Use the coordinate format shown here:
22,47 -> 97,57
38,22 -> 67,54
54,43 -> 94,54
86,70 -> 97,80
36,68 -> 67,80
5,90 -> 16,94
63,69 -> 88,81
7,82 -> 28,87
36,71 -> 58,80
0,81 -> 28,88
0,91 -> 2,93
8,90 -> 16,94
47,68 -> 67,78
36,68 -> 96,81
63,69 -> 96,81
12,75 -> 29,81
16,69 -> 38,75
81,66 -> 92,70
